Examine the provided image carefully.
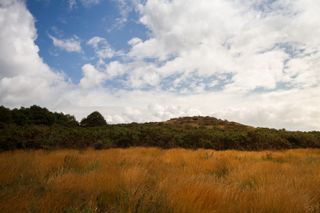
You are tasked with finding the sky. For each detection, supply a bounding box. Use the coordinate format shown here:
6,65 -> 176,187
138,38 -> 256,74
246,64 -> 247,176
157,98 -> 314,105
0,0 -> 320,130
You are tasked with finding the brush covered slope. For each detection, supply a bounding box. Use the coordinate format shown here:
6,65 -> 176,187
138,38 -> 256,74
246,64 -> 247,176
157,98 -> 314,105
0,105 -> 320,151
165,116 -> 253,130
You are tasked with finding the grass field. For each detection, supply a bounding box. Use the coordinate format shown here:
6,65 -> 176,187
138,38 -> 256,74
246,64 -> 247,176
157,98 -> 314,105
1,148 -> 320,213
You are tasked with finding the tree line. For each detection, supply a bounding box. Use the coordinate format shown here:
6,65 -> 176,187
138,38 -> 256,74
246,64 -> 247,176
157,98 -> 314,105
0,105 -> 106,127
0,105 -> 319,151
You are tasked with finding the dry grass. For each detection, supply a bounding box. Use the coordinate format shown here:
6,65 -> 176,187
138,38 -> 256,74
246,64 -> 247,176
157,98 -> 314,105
0,148 -> 320,213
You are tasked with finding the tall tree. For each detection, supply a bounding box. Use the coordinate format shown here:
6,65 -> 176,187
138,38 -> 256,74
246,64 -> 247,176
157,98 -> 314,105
80,111 -> 107,127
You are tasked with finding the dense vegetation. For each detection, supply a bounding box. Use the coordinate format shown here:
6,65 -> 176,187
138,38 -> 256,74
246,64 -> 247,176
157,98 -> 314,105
0,105 -> 78,127
0,105 -> 320,151
1,148 -> 320,212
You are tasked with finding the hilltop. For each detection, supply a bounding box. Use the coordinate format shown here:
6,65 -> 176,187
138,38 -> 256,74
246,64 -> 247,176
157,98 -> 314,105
165,116 -> 253,130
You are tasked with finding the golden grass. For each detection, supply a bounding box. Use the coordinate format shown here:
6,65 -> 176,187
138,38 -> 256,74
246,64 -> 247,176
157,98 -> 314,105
0,148 -> 320,213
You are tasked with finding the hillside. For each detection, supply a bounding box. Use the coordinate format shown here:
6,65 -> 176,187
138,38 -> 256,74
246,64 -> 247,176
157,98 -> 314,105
0,105 -> 320,151
165,116 -> 253,130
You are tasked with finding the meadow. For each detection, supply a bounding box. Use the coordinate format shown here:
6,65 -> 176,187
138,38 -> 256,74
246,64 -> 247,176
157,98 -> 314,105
1,148 -> 320,213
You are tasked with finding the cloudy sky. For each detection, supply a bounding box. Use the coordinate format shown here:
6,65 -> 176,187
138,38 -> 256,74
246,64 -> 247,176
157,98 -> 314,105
0,0 -> 320,130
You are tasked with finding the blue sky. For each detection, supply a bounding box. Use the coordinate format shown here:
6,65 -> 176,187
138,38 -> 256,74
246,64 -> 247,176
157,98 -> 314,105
0,0 -> 320,130
27,0 -> 147,82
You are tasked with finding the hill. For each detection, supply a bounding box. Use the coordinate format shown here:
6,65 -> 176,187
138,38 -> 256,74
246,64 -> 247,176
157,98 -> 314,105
165,116 -> 253,130
0,105 -> 320,151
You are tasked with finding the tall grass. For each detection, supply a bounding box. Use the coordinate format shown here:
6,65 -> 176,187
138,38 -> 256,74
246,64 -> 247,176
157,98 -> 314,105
0,148 -> 320,213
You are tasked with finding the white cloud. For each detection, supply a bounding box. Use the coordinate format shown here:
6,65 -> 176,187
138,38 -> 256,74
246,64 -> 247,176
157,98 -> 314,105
1,0 -> 320,131
87,37 -> 105,48
80,0 -> 101,7
49,34 -> 82,53
79,64 -> 106,89
78,59 -> 128,89
130,0 -> 320,92
105,0 -> 320,129
87,36 -> 116,59
68,0 -> 101,9
105,61 -> 127,79
0,0 -> 68,107
114,0 -> 130,26
107,0 -> 139,30
128,37 -> 142,46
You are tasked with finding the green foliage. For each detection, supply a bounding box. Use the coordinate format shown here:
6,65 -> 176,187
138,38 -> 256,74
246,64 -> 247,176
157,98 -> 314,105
80,111 -> 107,127
0,105 -> 319,151
53,112 -> 78,127
0,106 -> 12,124
0,105 -> 78,127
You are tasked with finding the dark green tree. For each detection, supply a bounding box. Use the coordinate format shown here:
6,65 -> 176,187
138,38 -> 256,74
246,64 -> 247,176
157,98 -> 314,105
11,108 -> 29,125
0,106 -> 12,124
53,112 -> 78,127
28,105 -> 55,125
80,111 -> 107,127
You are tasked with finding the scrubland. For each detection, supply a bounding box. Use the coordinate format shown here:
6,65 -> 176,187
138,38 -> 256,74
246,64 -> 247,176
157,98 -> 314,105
1,148 -> 320,213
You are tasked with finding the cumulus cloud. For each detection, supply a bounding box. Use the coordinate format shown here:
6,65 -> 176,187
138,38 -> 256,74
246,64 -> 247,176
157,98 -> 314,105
1,0 -> 320,131
87,36 -> 117,59
79,64 -> 106,89
89,0 -> 320,92
125,0 -> 320,93
0,0 -> 67,107
49,34 -> 82,53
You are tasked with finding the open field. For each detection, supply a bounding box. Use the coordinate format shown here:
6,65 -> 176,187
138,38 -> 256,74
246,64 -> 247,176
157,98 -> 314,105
1,148 -> 320,213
